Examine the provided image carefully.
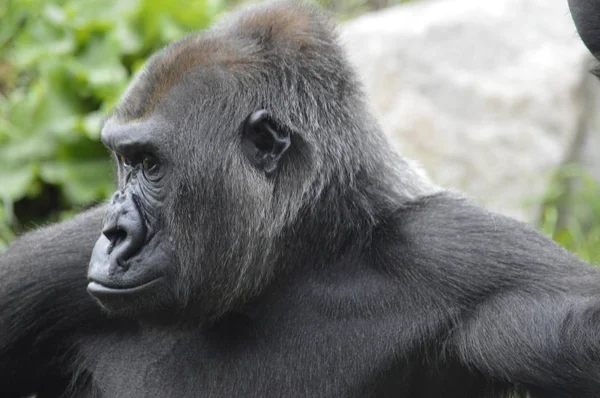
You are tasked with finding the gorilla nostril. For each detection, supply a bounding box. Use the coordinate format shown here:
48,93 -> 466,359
103,227 -> 127,251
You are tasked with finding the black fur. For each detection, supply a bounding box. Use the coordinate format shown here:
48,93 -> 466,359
569,0 -> 600,76
1,1 -> 600,397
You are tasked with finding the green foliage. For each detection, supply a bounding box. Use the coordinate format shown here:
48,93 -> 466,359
539,165 -> 600,264
0,0 -> 225,250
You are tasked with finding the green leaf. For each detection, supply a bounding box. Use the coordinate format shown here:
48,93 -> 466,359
0,165 -> 37,200
40,160 -> 114,204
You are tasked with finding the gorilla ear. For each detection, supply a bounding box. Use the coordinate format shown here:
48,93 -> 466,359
242,110 -> 291,175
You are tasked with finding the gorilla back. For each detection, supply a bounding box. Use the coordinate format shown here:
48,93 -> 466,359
2,1 -> 600,397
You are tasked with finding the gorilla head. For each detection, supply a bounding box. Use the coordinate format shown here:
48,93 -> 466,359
87,1 -> 433,321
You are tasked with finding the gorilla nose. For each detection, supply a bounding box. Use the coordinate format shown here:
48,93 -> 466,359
102,192 -> 147,268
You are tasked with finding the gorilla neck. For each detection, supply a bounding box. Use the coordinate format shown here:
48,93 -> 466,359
283,167 -> 416,271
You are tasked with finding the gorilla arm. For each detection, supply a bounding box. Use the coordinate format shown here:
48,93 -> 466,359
0,206 -> 105,396
453,287 -> 600,397
387,193 -> 600,396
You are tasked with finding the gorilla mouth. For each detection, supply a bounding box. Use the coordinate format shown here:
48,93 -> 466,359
87,277 -> 164,299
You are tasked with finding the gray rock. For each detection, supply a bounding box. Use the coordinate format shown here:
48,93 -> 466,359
341,0 -> 597,222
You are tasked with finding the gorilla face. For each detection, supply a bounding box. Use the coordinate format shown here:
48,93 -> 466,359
87,102 -> 294,319
87,116 -> 176,316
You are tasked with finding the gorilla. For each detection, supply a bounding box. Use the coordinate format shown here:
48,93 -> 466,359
2,1 -> 600,397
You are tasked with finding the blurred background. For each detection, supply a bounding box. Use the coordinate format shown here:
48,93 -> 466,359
1,0 -> 599,263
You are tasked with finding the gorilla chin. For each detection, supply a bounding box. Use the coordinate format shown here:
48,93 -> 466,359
87,279 -> 165,314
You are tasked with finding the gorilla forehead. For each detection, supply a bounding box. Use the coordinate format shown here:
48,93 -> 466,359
114,1 -> 342,124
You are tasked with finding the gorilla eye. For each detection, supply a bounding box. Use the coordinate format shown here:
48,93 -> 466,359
120,154 -> 134,166
142,155 -> 158,171
119,154 -> 140,167
118,153 -> 158,171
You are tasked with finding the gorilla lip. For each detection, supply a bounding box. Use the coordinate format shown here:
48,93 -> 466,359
87,278 -> 165,313
87,277 -> 164,296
